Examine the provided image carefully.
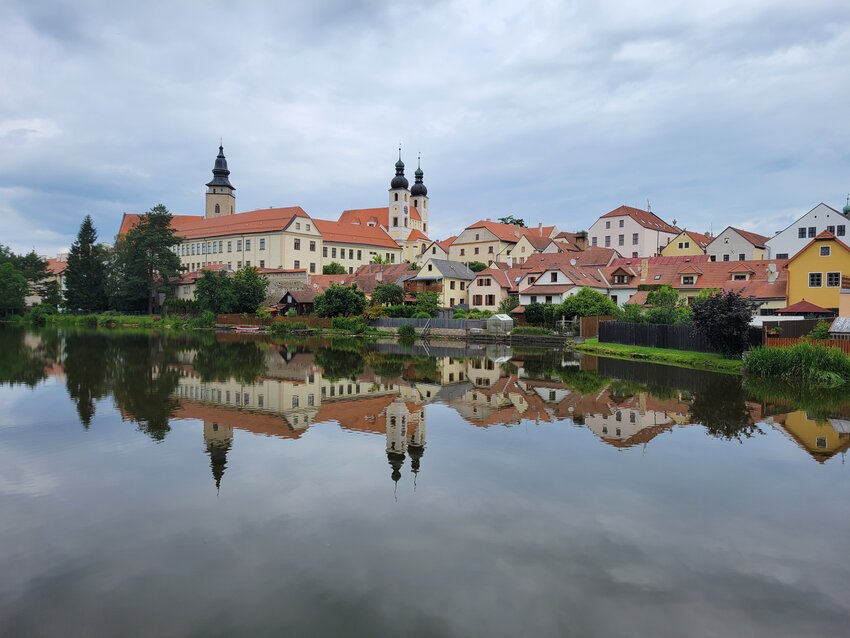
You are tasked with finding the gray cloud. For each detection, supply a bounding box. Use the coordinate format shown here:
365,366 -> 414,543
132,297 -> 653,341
0,0 -> 848,254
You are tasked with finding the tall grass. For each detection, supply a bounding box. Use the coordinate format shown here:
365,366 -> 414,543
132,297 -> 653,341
744,343 -> 850,387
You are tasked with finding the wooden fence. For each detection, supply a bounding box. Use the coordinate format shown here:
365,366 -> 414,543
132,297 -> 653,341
216,314 -> 332,328
600,321 -> 762,353
765,337 -> 850,354
761,319 -> 822,339
580,315 -> 614,338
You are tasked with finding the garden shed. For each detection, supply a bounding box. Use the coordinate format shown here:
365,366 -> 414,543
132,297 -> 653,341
829,317 -> 850,340
487,314 -> 514,334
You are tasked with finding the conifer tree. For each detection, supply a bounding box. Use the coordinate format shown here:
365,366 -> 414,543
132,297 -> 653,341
65,215 -> 108,312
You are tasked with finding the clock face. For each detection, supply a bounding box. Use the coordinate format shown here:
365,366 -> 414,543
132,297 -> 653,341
403,205 -> 409,214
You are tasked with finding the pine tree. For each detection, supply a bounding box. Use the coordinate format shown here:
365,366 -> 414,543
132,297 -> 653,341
65,215 -> 108,312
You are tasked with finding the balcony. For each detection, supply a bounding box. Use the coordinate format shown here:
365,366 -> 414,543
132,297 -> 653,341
404,280 -> 443,295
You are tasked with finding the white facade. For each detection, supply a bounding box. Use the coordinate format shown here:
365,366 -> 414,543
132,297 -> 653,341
588,214 -> 677,258
705,227 -> 765,262
765,203 -> 849,259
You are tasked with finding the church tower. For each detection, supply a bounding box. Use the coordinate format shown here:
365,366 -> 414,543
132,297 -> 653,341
203,421 -> 234,493
388,148 -> 411,241
205,144 -> 236,219
410,154 -> 429,234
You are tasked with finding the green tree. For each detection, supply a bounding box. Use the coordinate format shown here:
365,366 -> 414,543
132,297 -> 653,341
195,270 -> 237,313
498,295 -> 519,314
559,287 -> 618,318
232,267 -> 269,313
644,285 -> 690,325
467,261 -> 488,272
322,261 -> 346,275
691,291 -> 757,357
524,302 -> 545,326
372,283 -> 405,306
314,284 -> 367,317
39,280 -> 62,311
412,291 -> 440,317
371,254 -> 391,265
0,262 -> 28,315
64,215 -> 109,311
497,215 -> 526,227
112,204 -> 182,312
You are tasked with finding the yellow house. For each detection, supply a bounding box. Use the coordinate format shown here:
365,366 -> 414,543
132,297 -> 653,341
776,411 -> 850,463
406,258 -> 475,307
785,231 -> 850,311
660,230 -> 711,257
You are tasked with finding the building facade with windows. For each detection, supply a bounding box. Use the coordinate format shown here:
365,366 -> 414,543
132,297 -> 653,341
448,221 -> 557,265
705,226 -> 769,262
785,231 -> 850,311
660,230 -> 711,257
765,203 -> 850,260
587,206 -> 679,258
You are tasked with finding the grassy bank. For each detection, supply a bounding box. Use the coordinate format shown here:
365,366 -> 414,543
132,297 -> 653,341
577,337 -> 742,373
744,343 -> 850,387
9,312 -> 214,331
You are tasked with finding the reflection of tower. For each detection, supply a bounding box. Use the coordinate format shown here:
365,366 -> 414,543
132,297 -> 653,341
408,406 -> 426,487
204,421 -> 234,492
386,400 -> 408,490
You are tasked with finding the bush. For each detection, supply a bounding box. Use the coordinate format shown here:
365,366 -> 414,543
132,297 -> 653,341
385,304 -> 414,318
331,316 -> 367,333
269,320 -> 307,336
807,320 -> 831,340
412,311 -> 431,318
163,298 -> 199,315
453,308 -> 467,319
498,296 -> 519,314
560,288 -> 618,318
744,343 -> 850,386
691,291 -> 757,356
25,304 -> 55,326
525,303 -> 546,326
361,304 -> 385,321
187,310 -> 216,329
511,326 -> 554,336
286,308 -> 297,317
315,284 -> 367,317
397,324 -> 416,341
80,315 -> 98,328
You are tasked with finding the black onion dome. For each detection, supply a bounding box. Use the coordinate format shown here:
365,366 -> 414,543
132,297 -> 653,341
390,153 -> 408,189
206,145 -> 235,189
411,166 -> 427,197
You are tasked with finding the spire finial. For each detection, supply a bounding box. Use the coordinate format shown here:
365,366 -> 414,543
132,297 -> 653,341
398,143 -> 402,161
417,152 -> 421,169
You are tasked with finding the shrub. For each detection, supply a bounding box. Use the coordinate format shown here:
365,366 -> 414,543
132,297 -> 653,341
331,316 -> 366,333
25,304 -> 54,326
412,291 -> 439,317
807,320 -> 831,340
498,295 -> 519,314
511,326 -> 554,336
524,303 -> 546,326
467,261 -> 488,272
559,288 -> 619,318
187,310 -> 216,329
385,304 -> 414,318
361,304 -> 385,321
412,311 -> 431,318
453,308 -> 468,319
691,291 -> 757,356
744,343 -> 850,386
397,324 -> 416,341
163,298 -> 199,315
269,320 -> 307,336
315,284 -> 367,317
256,307 -> 272,320
80,315 -> 98,328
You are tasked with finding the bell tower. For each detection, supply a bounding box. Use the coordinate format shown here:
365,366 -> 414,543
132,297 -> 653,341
205,144 -> 236,219
388,146 -> 410,240
410,153 -> 429,234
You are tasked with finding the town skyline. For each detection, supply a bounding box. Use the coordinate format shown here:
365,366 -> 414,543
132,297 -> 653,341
2,1 -> 850,256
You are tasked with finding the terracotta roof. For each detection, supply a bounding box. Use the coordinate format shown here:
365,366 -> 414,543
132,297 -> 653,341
519,248 -> 616,271
174,400 -> 304,440
600,205 -> 679,234
406,229 -> 431,242
787,230 -> 850,264
522,283 -> 576,295
611,254 -> 712,267
46,258 -> 67,275
339,205 -> 421,227
308,274 -> 349,292
313,219 -> 399,249
437,236 -> 456,252
679,230 -> 712,249
776,300 -> 834,314
176,263 -> 230,284
170,207 -> 311,240
118,212 -> 203,237
465,220 -> 556,243
729,227 -> 770,248
257,267 -> 307,274
474,266 -> 526,292
625,290 -> 650,305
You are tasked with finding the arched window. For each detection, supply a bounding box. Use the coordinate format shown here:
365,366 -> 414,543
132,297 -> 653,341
215,203 -> 220,215
394,193 -> 399,201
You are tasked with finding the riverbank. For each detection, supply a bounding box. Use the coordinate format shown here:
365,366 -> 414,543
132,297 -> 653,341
577,338 -> 742,374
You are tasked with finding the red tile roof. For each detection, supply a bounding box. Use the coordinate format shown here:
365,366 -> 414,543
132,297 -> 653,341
787,230 -> 850,264
601,205 -> 679,234
679,230 -> 712,249
406,229 -> 431,242
776,300 -> 834,314
46,258 -> 67,275
170,207 -> 311,240
729,227 -> 770,248
466,220 -> 556,243
118,212 -> 203,237
522,283 -> 577,295
339,205 -> 421,227
313,219 -> 399,249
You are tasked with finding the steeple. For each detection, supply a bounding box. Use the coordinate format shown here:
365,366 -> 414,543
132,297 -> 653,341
410,153 -> 427,197
844,195 -> 850,215
390,146 -> 409,190
205,143 -> 236,218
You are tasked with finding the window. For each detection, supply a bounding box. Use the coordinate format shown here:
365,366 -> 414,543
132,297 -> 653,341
237,261 -> 242,269
236,240 -> 242,251
545,295 -> 552,303
604,236 -> 611,247
310,262 -> 316,273
331,247 -> 337,258
485,294 -> 495,305
488,246 -> 494,254
678,242 -> 684,249
550,272 -> 557,282
605,221 -> 611,229
245,260 -> 251,267
450,281 -> 456,290
816,436 -> 827,449
613,275 -> 629,284
838,225 -> 846,237
394,193 -> 399,201
475,233 -> 480,241
827,272 -> 841,287
309,241 -> 316,252
798,228 -> 807,239
292,395 -> 299,408
393,217 -> 398,226
294,238 -> 301,250
323,246 -> 328,257
530,295 -> 537,303
306,224 -> 311,231
294,260 -> 300,269
809,273 -> 822,287
592,237 -> 598,246
618,234 -> 624,246
259,260 -> 265,268
460,248 -> 465,256
218,241 -> 223,252
682,275 -> 696,285
732,274 -> 747,281
427,264 -> 432,271
820,246 -> 831,256
632,233 -> 639,245
809,227 -> 816,238
259,239 -> 266,250
738,253 -> 745,261
295,222 -> 301,230
245,239 -> 251,250
619,219 -> 624,228
357,250 -> 362,260
460,282 -> 465,290
776,253 -> 789,259
828,225 -> 835,234
474,247 -> 480,255
723,254 -> 730,262
473,294 -> 482,305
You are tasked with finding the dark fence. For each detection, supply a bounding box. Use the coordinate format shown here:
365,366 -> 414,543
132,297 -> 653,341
373,318 -> 487,330
599,321 -> 762,353
580,315 -> 614,338
761,319 -> 821,339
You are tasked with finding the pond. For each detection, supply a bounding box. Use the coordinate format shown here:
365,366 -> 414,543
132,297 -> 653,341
1,326 -> 848,637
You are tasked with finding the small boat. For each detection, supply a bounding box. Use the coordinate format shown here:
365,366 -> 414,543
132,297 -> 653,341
234,325 -> 261,333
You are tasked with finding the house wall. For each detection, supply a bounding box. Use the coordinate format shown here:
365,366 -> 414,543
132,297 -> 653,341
323,241 -> 401,273
765,203 -> 849,259
469,274 -> 509,311
588,215 -> 676,258
786,237 -> 850,310
442,277 -> 469,307
661,232 -> 706,256
705,228 -> 763,262
449,228 -> 513,264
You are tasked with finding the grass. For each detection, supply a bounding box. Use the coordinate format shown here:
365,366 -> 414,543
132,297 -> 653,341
577,337 -> 742,374
744,343 -> 850,387
19,312 -> 212,331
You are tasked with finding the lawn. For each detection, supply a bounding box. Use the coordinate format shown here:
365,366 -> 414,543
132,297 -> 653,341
576,337 -> 742,374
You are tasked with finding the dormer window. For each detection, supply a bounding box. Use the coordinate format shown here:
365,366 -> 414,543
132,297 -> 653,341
550,272 -> 557,282
681,275 -> 696,286
613,274 -> 629,284
732,273 -> 748,281
427,264 -> 433,272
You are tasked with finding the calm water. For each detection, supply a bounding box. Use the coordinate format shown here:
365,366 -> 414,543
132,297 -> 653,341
1,326 -> 849,638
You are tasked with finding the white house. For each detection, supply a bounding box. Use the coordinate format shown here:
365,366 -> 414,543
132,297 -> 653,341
765,202 -> 850,260
705,226 -> 769,262
517,266 -> 608,306
588,205 -> 679,258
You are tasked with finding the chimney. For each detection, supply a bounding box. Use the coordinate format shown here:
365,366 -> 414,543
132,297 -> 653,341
507,255 -> 513,268
538,222 -> 543,237
640,258 -> 649,281
766,262 -> 778,284
575,231 -> 588,251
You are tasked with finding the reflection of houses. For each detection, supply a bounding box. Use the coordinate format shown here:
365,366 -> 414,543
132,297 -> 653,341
767,411 -> 850,463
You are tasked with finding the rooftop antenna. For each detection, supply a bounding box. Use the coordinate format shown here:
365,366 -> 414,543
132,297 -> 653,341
646,199 -> 652,213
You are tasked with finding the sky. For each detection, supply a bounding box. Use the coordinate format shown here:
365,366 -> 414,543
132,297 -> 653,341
1,0 -> 849,256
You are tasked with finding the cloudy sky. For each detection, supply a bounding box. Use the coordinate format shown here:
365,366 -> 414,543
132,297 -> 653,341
1,0 -> 849,255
